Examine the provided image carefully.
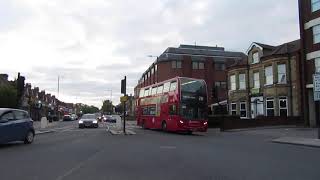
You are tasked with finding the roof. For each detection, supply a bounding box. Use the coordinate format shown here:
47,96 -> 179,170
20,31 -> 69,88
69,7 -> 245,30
262,39 -> 300,58
253,42 -> 276,50
158,45 -> 246,62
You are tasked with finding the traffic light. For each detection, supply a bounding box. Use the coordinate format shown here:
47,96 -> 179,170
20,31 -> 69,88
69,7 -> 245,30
121,76 -> 126,94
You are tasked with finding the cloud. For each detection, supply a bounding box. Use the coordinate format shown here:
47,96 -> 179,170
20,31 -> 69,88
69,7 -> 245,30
0,0 -> 299,107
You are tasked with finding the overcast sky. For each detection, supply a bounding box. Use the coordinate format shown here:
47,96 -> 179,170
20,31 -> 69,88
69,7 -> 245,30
0,0 -> 300,107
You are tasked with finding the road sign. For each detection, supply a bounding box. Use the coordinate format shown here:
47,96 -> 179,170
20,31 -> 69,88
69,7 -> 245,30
120,96 -> 128,103
314,74 -> 320,101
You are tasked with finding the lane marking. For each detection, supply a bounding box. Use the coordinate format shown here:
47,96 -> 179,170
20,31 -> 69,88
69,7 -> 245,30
55,148 -> 105,180
160,146 -> 177,149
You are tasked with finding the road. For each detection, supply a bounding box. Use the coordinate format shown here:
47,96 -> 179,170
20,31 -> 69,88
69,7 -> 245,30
0,122 -> 320,180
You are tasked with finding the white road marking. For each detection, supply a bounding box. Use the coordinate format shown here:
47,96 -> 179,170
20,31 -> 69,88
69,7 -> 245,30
55,148 -> 105,180
160,146 -> 177,149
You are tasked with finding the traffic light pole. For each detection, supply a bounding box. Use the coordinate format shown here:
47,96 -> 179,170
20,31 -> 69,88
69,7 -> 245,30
121,76 -> 127,134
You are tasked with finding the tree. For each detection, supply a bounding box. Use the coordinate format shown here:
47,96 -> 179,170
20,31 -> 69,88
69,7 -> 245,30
101,100 -> 114,114
0,85 -> 18,108
80,105 -> 99,114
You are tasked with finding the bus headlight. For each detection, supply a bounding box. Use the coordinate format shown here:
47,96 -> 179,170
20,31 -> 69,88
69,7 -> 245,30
203,122 -> 208,125
179,120 -> 184,124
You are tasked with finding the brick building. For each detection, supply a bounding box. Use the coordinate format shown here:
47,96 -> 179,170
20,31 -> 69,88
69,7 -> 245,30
299,0 -> 320,127
134,44 -> 246,108
227,40 -> 302,119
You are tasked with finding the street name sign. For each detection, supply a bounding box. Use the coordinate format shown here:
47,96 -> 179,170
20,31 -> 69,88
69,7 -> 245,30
313,74 -> 320,101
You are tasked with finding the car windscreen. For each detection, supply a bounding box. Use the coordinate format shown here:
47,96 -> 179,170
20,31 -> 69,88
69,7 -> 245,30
82,114 -> 96,119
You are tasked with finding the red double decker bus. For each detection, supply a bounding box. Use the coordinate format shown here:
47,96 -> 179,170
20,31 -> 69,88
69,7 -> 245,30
136,77 -> 208,133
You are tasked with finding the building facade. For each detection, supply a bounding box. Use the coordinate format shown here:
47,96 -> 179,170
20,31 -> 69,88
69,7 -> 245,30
299,0 -> 320,127
134,44 -> 246,107
227,40 -> 302,119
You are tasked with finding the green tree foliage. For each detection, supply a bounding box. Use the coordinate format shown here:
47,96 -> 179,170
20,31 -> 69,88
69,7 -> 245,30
101,100 -> 114,114
0,85 -> 18,108
80,105 -> 99,114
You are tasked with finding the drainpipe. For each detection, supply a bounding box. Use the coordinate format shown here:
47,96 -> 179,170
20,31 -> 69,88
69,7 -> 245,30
298,0 -> 308,126
287,53 -> 294,117
246,60 -> 251,119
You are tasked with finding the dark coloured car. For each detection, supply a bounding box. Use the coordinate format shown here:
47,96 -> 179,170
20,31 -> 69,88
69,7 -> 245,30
63,115 -> 72,121
104,115 -> 116,123
0,108 -> 35,144
79,114 -> 98,128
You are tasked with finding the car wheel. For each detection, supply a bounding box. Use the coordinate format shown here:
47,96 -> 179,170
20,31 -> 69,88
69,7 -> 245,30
162,121 -> 167,131
24,131 -> 34,144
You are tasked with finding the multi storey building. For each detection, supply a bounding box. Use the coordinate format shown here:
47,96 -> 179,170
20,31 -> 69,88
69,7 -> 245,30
227,40 -> 302,119
299,0 -> 320,126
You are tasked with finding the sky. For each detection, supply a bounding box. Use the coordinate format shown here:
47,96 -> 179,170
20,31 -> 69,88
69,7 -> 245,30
0,0 -> 300,108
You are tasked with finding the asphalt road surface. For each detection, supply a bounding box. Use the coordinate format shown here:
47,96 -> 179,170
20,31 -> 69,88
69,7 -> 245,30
0,124 -> 320,180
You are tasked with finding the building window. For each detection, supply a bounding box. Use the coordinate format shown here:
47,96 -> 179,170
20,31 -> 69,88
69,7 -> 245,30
315,58 -> 320,73
265,66 -> 273,85
172,61 -> 182,69
313,25 -> 320,44
215,81 -> 227,89
312,0 -> 320,12
252,52 -> 259,64
230,75 -> 236,90
277,64 -> 286,84
253,72 -> 260,88
231,103 -> 237,115
240,102 -> 247,118
266,98 -> 274,116
199,62 -> 204,69
239,73 -> 246,90
192,62 -> 198,69
215,63 -> 225,71
192,62 -> 204,69
221,81 -> 227,89
279,97 -> 288,117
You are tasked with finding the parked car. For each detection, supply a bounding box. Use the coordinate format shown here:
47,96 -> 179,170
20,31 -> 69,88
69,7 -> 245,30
78,114 -> 98,128
71,114 -> 78,121
104,115 -> 117,123
0,108 -> 35,144
63,115 -> 72,121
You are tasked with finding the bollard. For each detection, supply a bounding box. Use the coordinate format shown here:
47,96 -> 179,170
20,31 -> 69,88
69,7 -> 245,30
40,117 -> 48,129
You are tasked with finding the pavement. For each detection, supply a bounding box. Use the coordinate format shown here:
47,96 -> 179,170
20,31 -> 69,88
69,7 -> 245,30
229,126 -> 320,148
33,120 -> 78,134
1,122 -> 320,180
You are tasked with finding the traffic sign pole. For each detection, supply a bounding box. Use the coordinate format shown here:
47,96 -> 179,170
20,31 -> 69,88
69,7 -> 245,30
313,74 -> 320,139
121,76 -> 127,135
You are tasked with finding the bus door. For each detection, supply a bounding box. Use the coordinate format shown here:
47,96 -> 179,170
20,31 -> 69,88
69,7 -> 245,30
168,104 -> 178,128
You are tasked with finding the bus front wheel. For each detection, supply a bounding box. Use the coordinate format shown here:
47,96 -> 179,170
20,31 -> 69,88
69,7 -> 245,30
162,121 -> 167,131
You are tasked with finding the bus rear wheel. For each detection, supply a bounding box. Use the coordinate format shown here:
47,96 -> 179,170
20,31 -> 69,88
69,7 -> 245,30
162,121 -> 167,131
